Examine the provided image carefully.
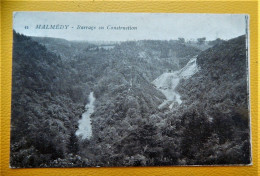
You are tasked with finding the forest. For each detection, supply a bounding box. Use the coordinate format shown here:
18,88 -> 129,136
10,31 -> 251,167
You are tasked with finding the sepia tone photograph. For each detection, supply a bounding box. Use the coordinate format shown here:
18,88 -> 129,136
10,12 -> 251,168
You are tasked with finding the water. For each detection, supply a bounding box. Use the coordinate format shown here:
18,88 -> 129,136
76,92 -> 95,140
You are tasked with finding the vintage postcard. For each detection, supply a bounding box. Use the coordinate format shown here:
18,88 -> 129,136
10,12 -> 251,168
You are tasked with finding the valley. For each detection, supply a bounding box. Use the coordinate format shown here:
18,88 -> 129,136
10,32 -> 250,167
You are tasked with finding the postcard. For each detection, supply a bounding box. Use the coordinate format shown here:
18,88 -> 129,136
10,12 -> 251,168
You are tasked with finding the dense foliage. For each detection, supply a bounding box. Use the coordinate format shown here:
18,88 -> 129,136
10,31 -> 250,167
11,32 -> 84,167
176,35 -> 250,164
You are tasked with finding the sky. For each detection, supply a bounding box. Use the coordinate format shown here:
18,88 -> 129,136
13,12 -> 248,41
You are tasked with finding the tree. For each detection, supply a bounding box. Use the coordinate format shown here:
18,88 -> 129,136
178,37 -> 185,44
208,38 -> 224,46
197,37 -> 206,45
68,131 -> 79,154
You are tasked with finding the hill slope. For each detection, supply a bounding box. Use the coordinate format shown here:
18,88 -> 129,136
10,32 -> 85,167
175,35 -> 250,165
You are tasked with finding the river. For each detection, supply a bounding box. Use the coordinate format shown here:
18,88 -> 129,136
76,92 -> 95,140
